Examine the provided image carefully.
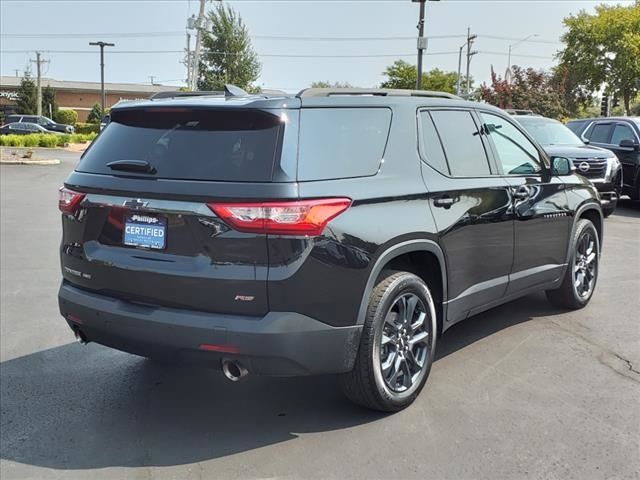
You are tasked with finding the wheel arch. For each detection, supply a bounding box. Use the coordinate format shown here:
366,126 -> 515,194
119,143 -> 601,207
357,240 -> 447,335
575,203 -> 603,250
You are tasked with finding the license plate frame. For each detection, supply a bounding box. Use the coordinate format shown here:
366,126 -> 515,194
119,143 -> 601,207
123,214 -> 167,250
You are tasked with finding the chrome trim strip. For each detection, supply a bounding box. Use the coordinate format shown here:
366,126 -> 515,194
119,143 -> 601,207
83,194 -> 215,217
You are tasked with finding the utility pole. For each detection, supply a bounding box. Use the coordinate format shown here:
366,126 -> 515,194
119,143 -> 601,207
465,27 -> 478,98
415,0 -> 426,90
185,31 -> 192,86
30,52 -> 48,116
190,0 -> 208,91
412,0 -> 439,90
13,69 -> 20,77
149,76 -> 156,85
89,41 -> 115,115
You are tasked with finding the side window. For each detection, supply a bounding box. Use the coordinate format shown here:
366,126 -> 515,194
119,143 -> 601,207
418,111 -> 449,174
480,112 -> 542,175
611,124 -> 636,145
430,110 -> 491,177
587,123 -> 613,144
37,117 -> 48,126
297,107 -> 391,181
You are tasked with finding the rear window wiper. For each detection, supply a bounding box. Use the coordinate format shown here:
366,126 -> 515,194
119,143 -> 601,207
106,160 -> 156,174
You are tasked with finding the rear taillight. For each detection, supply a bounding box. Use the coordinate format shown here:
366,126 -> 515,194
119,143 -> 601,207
58,187 -> 85,214
208,198 -> 352,236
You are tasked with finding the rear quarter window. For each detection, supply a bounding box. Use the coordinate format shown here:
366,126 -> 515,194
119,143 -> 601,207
297,107 -> 391,181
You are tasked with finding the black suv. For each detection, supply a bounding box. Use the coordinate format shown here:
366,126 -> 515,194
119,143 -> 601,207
514,115 -> 622,216
58,87 -> 603,412
5,114 -> 74,133
567,117 -> 640,200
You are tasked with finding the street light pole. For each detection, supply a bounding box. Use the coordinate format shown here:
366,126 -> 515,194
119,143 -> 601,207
89,41 -> 115,115
505,33 -> 538,83
456,43 -> 466,95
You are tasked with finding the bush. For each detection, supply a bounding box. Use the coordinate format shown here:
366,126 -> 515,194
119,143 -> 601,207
56,134 -> 71,147
0,135 -> 22,147
55,109 -> 78,126
74,123 -> 100,134
0,132 -> 96,147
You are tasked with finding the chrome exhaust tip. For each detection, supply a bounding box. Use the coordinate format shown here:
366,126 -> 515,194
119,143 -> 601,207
222,358 -> 248,382
73,328 -> 89,345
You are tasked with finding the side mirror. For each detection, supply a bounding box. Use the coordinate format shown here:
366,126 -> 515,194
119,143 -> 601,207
619,138 -> 640,150
551,156 -> 574,176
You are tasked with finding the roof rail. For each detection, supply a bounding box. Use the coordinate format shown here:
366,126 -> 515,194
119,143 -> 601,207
297,87 -> 461,100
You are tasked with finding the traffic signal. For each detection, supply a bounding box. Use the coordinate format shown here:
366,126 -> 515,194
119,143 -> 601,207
600,95 -> 609,117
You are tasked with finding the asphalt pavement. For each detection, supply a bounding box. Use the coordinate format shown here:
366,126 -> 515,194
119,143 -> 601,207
1,152 -> 639,480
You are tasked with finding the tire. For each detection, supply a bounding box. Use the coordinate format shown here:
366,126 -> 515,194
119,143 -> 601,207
546,219 -> 599,309
340,270 -> 437,412
602,206 -> 615,218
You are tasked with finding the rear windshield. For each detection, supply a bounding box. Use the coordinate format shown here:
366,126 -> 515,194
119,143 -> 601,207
77,108 -> 283,182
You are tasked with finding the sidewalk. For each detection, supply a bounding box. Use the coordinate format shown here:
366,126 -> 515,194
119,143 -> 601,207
0,145 -> 85,165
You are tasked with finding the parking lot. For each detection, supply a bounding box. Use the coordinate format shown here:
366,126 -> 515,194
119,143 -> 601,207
1,150 -> 639,480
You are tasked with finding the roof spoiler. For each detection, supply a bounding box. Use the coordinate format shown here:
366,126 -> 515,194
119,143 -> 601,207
297,87 -> 461,100
149,84 -> 251,100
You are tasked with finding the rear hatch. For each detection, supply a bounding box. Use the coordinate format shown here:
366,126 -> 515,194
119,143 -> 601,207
60,104 -> 297,316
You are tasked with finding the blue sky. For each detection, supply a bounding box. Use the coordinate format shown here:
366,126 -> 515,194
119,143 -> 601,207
0,0 -> 633,91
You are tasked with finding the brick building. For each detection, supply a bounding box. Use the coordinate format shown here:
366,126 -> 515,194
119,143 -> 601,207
0,76 -> 176,122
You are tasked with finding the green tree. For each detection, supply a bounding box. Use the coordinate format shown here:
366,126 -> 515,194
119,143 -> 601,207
87,103 -> 103,123
380,60 -> 465,93
15,74 -> 37,114
41,86 -> 58,120
310,81 -> 354,88
558,2 -> 640,115
55,109 -> 78,126
480,66 -> 565,119
198,3 -> 261,91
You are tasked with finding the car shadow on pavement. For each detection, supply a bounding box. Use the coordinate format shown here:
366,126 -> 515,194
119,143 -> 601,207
612,199 -> 640,219
0,292 -> 564,470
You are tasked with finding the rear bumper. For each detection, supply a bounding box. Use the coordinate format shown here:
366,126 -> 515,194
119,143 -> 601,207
58,282 -> 361,376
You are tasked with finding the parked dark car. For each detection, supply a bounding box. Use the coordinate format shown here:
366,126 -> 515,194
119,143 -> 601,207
0,122 -> 61,135
567,117 -> 640,200
58,87 -> 603,412
514,115 -> 622,217
5,114 -> 74,133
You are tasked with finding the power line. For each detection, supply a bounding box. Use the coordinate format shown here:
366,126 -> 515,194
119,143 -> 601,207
2,49 -> 462,58
479,50 -> 555,60
477,34 -> 562,45
1,32 -> 467,41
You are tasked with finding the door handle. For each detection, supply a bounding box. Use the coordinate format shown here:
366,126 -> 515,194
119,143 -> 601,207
511,185 -> 532,201
433,195 -> 456,208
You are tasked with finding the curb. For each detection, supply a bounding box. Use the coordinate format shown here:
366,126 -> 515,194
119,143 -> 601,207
0,158 -> 61,165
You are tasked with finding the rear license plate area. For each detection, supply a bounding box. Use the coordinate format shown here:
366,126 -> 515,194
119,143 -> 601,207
123,214 -> 167,250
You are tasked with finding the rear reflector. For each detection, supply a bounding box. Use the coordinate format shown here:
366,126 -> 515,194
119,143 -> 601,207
199,344 -> 239,354
66,314 -> 83,324
58,187 -> 86,214
208,198 -> 352,236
